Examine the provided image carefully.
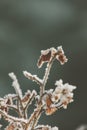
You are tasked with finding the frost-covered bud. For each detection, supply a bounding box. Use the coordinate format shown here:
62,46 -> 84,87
55,79 -> 64,93
51,93 -> 59,103
54,79 -> 76,109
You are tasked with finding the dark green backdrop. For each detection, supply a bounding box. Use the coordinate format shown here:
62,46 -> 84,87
0,1 -> 87,130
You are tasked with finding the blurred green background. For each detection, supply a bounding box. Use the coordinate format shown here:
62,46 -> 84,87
0,0 -> 87,130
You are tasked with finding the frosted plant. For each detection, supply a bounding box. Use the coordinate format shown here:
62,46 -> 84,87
0,46 -> 76,130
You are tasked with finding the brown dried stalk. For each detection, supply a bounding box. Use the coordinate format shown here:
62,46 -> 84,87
0,46 -> 76,130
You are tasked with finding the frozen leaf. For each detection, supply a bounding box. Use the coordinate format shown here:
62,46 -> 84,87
37,48 -> 57,68
38,49 -> 51,68
45,107 -> 57,115
56,46 -> 68,65
42,93 -> 57,115
37,46 -> 67,68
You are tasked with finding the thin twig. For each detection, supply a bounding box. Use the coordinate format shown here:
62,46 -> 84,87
40,56 -> 55,97
23,92 -> 36,119
8,72 -> 23,99
23,71 -> 43,86
7,104 -> 19,113
26,105 -> 43,130
31,109 -> 43,130
0,110 -> 27,125
24,93 -> 35,110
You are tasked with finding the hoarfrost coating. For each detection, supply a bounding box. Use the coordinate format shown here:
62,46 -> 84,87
0,46 -> 76,130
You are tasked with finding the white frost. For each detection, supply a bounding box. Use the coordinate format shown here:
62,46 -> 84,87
57,46 -> 64,54
8,72 -> 22,99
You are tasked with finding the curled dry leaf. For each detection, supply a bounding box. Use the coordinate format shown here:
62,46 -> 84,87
37,47 -> 57,68
37,49 -> 52,68
42,93 -> 57,115
46,107 -> 57,115
56,46 -> 68,65
37,46 -> 68,68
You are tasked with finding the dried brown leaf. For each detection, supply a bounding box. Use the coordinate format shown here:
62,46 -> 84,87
46,107 -> 57,115
37,50 -> 51,68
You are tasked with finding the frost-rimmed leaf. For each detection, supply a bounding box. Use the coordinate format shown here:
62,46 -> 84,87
56,46 -> 68,65
37,46 -> 68,68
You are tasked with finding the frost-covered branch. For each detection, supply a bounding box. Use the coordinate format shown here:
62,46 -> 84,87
8,72 -> 22,99
23,71 -> 43,86
0,46 -> 76,130
0,109 -> 27,124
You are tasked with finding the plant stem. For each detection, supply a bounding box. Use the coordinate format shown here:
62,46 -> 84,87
40,56 -> 55,96
26,55 -> 56,130
0,110 -> 27,124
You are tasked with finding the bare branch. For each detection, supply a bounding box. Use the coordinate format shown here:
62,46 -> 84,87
24,90 -> 37,110
0,110 -> 27,124
23,71 -> 43,86
7,104 -> 19,113
40,55 -> 55,96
